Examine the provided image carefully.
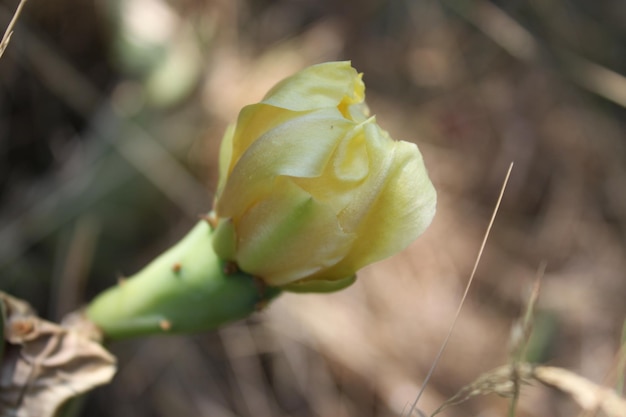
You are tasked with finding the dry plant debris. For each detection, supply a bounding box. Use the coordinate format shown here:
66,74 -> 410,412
432,363 -> 626,417
533,365 -> 626,417
0,292 -> 116,417
431,269 -> 625,417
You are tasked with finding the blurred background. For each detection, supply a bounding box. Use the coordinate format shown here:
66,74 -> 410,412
1,0 -> 625,416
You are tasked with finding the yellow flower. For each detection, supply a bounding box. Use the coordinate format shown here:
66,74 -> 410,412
211,61 -> 436,292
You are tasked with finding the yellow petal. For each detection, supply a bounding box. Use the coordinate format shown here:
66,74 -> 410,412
216,108 -> 353,219
262,61 -> 365,117
227,103 -> 304,173
339,129 -> 437,271
294,123 -> 436,282
236,177 -> 355,286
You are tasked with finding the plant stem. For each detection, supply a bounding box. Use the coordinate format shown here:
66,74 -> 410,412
86,220 -> 280,340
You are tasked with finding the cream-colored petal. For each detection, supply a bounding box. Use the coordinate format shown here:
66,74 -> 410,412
236,177 -> 355,286
341,135 -> 437,270
293,119 -> 396,229
262,61 -> 365,113
335,120 -> 397,231
301,136 -> 435,282
228,104 -> 306,172
332,124 -> 369,181
216,108 -> 353,219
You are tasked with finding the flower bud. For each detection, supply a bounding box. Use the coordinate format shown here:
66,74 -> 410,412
212,61 -> 436,291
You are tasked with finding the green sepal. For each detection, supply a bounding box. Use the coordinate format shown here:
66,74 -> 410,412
282,275 -> 356,293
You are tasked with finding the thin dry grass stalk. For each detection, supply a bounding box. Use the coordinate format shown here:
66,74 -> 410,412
618,321 -> 626,396
407,162 -> 514,416
507,263 -> 545,416
0,0 -> 27,59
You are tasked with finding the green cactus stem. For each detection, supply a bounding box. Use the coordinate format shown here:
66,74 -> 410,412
86,220 -> 281,340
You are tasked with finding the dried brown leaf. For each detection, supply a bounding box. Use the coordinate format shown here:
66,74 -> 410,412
0,292 -> 116,417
